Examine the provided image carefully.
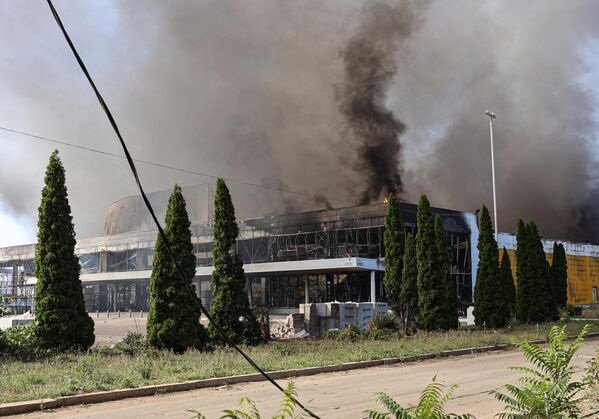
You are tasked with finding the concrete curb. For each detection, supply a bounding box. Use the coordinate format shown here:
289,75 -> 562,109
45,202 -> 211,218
2,332 -> 598,416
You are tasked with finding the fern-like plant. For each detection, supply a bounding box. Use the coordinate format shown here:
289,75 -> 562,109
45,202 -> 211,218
364,376 -> 474,419
492,324 -> 592,418
188,380 -> 307,419
583,344 -> 599,411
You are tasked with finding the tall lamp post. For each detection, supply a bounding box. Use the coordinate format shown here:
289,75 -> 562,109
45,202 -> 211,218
485,110 -> 498,238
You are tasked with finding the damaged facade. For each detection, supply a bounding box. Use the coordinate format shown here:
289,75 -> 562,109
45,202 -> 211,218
0,191 -> 477,315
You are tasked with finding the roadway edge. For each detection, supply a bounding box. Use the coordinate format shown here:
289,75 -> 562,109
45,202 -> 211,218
1,332 -> 598,416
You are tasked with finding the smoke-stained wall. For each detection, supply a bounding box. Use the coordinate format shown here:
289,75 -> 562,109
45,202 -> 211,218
1,0 -> 599,243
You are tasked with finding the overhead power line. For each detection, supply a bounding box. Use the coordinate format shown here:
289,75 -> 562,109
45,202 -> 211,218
0,125 -> 357,205
45,1 -> 320,417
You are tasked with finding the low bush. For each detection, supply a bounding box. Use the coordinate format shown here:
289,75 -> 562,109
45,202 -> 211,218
364,329 -> 401,341
327,325 -> 363,341
366,313 -> 401,333
0,324 -> 52,361
366,376 -> 474,419
320,329 -> 341,340
493,324 -> 594,418
189,380 -> 306,419
322,323 -> 402,342
112,332 -> 148,356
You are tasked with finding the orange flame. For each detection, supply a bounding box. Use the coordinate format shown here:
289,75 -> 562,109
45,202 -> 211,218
384,196 -> 389,204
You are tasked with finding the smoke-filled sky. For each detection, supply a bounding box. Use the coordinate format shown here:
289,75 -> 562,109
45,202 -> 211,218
1,0 -> 599,246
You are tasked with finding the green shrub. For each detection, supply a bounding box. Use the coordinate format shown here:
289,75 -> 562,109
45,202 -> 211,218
146,185 -> 208,353
34,151 -> 94,351
364,329 -> 401,341
365,376 -> 474,418
366,314 -> 401,333
493,324 -> 592,418
113,332 -> 148,356
338,325 -> 362,341
208,179 -> 261,345
0,324 -> 52,361
320,329 -> 341,340
189,380 -> 308,418
321,325 -> 363,342
322,323 -> 402,342
0,329 -> 6,354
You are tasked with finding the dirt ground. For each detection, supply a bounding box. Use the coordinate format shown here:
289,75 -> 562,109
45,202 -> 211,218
92,313 -> 147,345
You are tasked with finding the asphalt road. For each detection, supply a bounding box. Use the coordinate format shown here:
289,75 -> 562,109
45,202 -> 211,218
16,338 -> 599,419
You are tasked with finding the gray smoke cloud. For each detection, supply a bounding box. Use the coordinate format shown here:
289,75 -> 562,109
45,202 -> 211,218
396,1 -> 599,241
1,0 -> 599,243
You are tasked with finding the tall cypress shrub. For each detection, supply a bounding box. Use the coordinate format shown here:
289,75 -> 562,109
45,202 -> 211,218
517,221 -> 558,323
400,232 -> 417,334
473,206 -> 509,328
208,179 -> 261,344
435,215 -> 458,330
416,195 -> 444,330
551,242 -> 568,308
528,222 -> 558,321
515,219 -> 531,322
34,151 -> 94,350
147,185 -> 207,353
383,194 -> 404,315
500,248 -> 516,315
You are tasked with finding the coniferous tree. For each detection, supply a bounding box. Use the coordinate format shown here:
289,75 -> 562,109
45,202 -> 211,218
528,222 -> 559,322
435,215 -> 459,330
500,248 -> 516,316
416,195 -> 445,330
383,194 -> 404,315
515,219 -> 531,322
399,232 -> 418,334
146,185 -> 207,353
473,206 -> 509,328
208,179 -> 261,344
516,221 -> 558,323
551,242 -> 568,308
34,151 -> 94,350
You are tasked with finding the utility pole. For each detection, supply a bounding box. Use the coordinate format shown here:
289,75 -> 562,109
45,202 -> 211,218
485,110 -> 498,238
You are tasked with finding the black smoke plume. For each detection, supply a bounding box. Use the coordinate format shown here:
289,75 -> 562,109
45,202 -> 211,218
337,1 -> 423,204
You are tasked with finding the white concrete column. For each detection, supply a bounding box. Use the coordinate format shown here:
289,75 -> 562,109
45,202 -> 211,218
305,275 -> 309,305
370,271 -> 376,304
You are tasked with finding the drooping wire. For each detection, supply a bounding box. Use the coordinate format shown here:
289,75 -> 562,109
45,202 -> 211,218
0,125 -> 356,205
44,1 -> 319,417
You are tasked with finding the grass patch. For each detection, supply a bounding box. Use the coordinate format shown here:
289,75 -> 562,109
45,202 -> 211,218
1,320 -> 598,404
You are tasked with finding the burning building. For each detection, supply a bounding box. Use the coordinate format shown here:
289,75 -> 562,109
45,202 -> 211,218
2,185 -> 599,315
0,187 -> 476,314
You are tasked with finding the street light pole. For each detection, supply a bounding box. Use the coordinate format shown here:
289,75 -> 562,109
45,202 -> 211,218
485,110 -> 498,238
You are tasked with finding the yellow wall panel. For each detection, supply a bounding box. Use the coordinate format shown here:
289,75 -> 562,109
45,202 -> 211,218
497,249 -> 599,305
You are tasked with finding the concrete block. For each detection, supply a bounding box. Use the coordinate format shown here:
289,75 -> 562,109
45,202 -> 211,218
303,303 -> 319,336
357,303 -> 375,330
338,303 -> 357,329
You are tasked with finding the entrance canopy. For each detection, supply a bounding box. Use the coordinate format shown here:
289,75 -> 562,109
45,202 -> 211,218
24,257 -> 384,285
